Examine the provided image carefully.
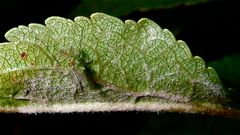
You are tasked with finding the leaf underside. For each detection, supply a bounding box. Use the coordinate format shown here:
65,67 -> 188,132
0,13 -> 232,116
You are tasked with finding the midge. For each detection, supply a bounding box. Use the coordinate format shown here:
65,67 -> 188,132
0,13 -> 226,105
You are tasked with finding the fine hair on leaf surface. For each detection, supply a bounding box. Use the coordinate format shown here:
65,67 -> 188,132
0,12 -> 238,119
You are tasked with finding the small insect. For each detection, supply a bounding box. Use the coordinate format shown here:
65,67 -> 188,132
0,13 -> 225,105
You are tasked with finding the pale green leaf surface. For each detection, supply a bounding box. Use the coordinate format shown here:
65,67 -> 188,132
0,13 -> 235,117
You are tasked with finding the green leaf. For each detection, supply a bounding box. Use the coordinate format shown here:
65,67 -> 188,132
208,54 -> 240,108
0,13 -> 237,117
208,54 -> 240,90
70,0 -> 210,17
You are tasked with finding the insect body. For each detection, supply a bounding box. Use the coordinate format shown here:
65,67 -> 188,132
0,13 -> 225,105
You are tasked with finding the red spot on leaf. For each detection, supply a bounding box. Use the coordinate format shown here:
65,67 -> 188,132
20,52 -> 28,60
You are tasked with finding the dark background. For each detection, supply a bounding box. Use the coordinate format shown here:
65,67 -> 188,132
0,0 -> 240,134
